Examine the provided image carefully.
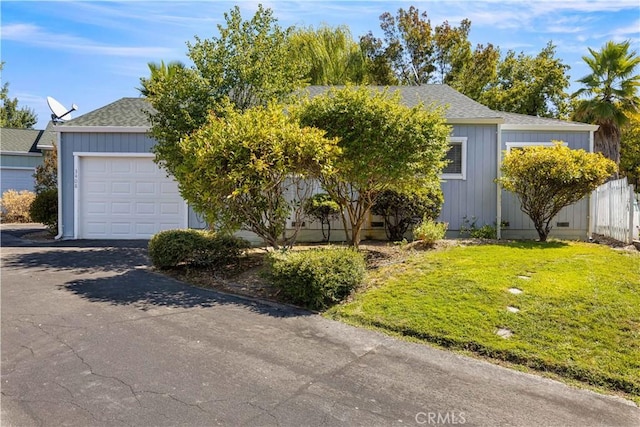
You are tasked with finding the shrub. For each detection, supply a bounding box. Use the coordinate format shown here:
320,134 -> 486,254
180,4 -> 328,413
148,229 -> 249,270
0,190 -> 35,223
413,217 -> 448,247
460,216 -> 497,239
264,248 -> 366,310
303,193 -> 341,242
372,187 -> 444,241
29,188 -> 58,232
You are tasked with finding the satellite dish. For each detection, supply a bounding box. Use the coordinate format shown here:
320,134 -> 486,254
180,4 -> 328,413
47,96 -> 78,122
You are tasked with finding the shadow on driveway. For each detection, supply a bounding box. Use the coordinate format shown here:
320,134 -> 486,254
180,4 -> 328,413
61,269 -> 309,317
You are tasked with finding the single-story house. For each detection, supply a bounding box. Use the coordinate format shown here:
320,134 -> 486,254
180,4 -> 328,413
52,85 -> 598,242
0,123 -> 55,195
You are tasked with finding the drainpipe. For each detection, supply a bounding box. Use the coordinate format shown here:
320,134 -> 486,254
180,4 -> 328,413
54,130 -> 64,240
496,123 -> 502,240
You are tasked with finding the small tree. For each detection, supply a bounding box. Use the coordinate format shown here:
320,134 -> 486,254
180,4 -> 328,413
303,193 -> 341,242
498,142 -> 616,241
175,103 -> 339,249
371,187 -> 443,241
30,145 -> 58,233
296,85 -> 450,247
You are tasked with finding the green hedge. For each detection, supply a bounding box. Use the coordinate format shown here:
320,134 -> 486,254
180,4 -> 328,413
29,188 -> 58,232
264,248 -> 366,310
148,229 -> 249,269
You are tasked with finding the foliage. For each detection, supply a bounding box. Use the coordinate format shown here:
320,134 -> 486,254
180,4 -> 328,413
143,5 -> 307,177
296,85 -> 450,247
0,62 -> 37,129
480,42 -> 570,118
264,248 -> 366,310
175,103 -> 339,249
327,242 -> 640,398
0,190 -> 35,222
459,216 -> 498,239
360,6 -> 486,87
29,189 -> 57,232
138,60 -> 186,97
371,187 -> 443,241
572,40 -> 640,167
498,142 -> 616,241
148,229 -> 249,270
290,25 -> 368,85
620,112 -> 640,188
413,217 -> 448,246
33,145 -> 57,193
303,193 -> 341,242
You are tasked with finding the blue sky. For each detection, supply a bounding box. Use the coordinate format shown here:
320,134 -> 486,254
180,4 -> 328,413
2,0 -> 639,129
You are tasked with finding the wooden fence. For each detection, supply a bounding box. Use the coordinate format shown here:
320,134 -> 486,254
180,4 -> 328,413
591,177 -> 639,244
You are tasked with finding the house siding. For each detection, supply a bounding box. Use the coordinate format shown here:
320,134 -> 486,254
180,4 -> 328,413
58,132 -> 204,238
0,154 -> 43,168
500,130 -> 591,240
439,124 -> 498,232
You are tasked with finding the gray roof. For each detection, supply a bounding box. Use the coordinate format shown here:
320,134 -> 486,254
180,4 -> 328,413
57,86 -> 595,130
304,85 -> 503,121
0,127 -> 49,153
497,111 -> 594,128
58,97 -> 155,127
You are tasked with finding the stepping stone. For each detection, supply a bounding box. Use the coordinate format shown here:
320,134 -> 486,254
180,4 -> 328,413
496,328 -> 513,339
508,288 -> 523,295
507,306 -> 520,313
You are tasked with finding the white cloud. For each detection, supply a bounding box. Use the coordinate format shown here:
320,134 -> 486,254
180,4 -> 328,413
2,23 -> 177,58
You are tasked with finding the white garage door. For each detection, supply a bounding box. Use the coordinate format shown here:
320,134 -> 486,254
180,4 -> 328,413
77,155 -> 187,239
1,168 -> 36,196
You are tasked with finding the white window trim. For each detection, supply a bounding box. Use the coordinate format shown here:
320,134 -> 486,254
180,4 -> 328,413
505,141 -> 567,153
441,137 -> 467,180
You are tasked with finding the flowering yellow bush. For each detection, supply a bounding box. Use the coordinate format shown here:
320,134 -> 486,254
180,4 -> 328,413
0,190 -> 36,223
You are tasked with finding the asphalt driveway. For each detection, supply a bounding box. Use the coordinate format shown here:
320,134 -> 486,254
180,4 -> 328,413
1,225 -> 638,426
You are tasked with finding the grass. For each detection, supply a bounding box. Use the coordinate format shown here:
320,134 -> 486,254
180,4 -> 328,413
326,241 -> 640,399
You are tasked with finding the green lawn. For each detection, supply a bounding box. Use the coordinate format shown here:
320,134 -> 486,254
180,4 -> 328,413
326,241 -> 640,398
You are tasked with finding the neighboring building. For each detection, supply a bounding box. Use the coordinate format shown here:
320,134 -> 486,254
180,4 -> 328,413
52,86 -> 597,242
0,124 -> 55,195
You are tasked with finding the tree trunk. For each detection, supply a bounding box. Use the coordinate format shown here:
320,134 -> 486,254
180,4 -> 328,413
594,124 -> 620,179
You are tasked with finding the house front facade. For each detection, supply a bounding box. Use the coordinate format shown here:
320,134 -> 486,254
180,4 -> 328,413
52,86 -> 597,242
0,125 -> 55,195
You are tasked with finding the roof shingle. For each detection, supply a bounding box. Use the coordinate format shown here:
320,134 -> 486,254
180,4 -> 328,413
0,128 -> 48,153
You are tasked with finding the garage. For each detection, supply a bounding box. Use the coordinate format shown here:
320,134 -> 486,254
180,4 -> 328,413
1,167 -> 36,196
75,154 -> 187,239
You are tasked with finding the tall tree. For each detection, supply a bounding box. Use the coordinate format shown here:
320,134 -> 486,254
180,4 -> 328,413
434,19 -> 472,84
480,42 -> 570,117
142,5 -> 308,177
572,40 -> 640,168
0,63 -> 38,129
290,25 -> 367,85
296,86 -> 450,247
620,112 -> 640,187
361,6 -> 436,85
138,60 -> 185,97
449,43 -> 500,100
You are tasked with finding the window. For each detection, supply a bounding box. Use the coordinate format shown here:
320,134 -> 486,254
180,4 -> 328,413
442,137 -> 467,180
505,141 -> 566,153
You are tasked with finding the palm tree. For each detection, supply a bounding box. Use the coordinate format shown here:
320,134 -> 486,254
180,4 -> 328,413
138,60 -> 186,97
572,40 -> 640,170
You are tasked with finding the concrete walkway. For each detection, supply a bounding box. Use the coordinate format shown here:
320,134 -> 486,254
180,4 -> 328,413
1,225 -> 638,426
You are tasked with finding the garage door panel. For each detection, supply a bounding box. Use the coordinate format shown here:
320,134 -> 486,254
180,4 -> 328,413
78,156 -> 186,239
111,182 -> 131,194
